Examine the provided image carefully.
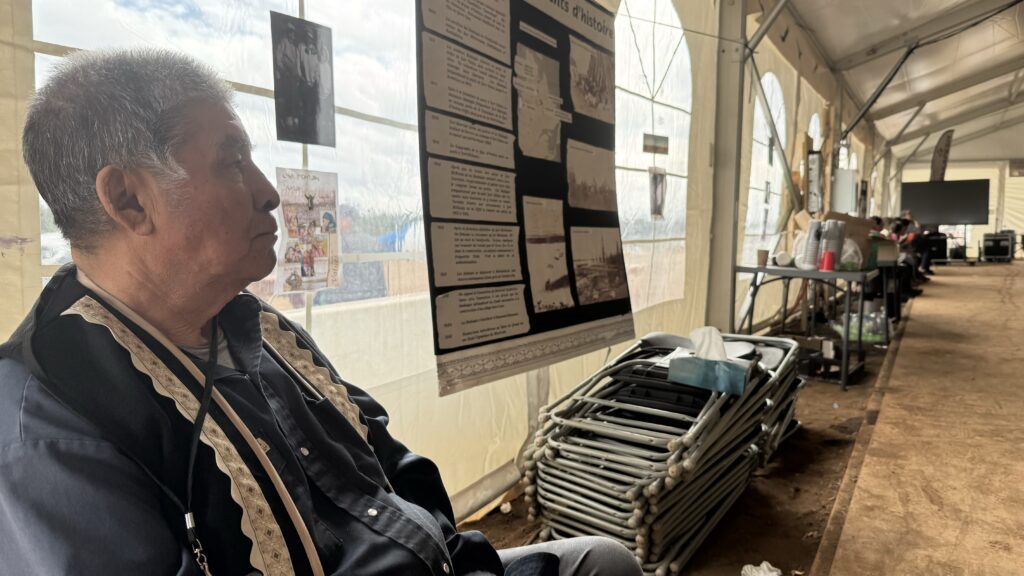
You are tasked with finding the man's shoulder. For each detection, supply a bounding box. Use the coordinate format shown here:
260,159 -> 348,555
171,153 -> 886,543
0,358 -> 107,450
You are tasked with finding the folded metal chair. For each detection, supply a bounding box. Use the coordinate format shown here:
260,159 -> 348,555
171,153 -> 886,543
524,332 -> 801,575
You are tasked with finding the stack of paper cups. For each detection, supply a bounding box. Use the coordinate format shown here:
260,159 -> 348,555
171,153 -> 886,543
798,220 -> 822,270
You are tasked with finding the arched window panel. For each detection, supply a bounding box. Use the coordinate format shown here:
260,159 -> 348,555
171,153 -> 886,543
614,0 -> 692,309
307,116 -> 422,217
808,113 -> 822,151
651,103 -> 690,176
614,5 -> 654,96
623,236 -> 686,311
617,172 -> 686,310
32,0 -> 297,90
615,96 -> 691,176
850,152 -> 859,171
616,171 -> 686,242
307,0 -> 417,124
742,72 -> 786,265
615,91 -> 654,170
755,73 -> 787,148
839,145 -> 850,169
614,0 -> 692,110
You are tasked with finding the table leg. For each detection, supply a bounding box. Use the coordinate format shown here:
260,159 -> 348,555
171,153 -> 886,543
748,278 -> 760,335
894,269 -> 902,323
781,278 -> 790,332
809,280 -> 816,338
881,267 -> 890,346
841,284 -> 851,391
857,279 -> 865,361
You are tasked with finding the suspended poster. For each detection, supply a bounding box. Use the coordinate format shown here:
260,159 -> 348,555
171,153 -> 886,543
270,12 -> 336,147
276,168 -> 340,293
417,0 -> 633,395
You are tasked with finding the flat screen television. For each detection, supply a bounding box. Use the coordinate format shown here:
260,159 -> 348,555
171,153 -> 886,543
900,179 -> 989,225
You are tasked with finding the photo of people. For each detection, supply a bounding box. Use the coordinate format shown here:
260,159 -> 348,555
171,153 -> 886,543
321,211 -> 337,233
569,36 -> 613,124
275,168 -> 339,291
271,11 -> 335,146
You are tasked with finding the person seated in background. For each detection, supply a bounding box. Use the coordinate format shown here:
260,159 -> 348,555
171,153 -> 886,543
896,218 -> 935,280
914,224 -> 944,276
0,49 -> 641,576
888,220 -> 924,299
901,210 -> 919,233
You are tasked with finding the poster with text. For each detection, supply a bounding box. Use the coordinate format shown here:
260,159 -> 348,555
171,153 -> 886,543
276,168 -> 340,293
417,0 -> 633,395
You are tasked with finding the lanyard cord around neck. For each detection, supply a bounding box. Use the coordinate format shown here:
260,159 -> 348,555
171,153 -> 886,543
184,315 -> 220,575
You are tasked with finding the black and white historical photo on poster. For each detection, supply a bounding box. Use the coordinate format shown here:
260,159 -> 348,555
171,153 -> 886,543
271,12 -> 335,146
570,227 -> 629,305
649,166 -> 666,220
523,196 -> 574,312
515,43 -> 563,162
567,139 -> 617,211
569,35 -> 613,124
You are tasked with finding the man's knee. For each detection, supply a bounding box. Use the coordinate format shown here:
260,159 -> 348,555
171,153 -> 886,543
575,536 -> 642,576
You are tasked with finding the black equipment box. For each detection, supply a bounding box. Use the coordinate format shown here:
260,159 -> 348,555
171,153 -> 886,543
982,232 -> 1015,263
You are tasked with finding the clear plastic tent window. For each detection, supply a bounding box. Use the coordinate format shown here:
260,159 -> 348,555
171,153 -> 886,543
741,72 -> 787,266
614,0 -> 692,310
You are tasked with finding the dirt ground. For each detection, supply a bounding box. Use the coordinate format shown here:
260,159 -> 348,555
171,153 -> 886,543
462,349 -> 884,575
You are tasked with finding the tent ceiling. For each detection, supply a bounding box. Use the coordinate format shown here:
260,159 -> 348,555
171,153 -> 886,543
790,0 -> 1024,161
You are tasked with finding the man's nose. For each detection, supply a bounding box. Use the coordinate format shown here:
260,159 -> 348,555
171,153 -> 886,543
249,165 -> 281,212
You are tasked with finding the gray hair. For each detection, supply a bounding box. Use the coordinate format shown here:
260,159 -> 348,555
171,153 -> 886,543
22,48 -> 234,250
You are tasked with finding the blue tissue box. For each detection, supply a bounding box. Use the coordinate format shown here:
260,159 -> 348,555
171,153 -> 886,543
668,356 -> 749,395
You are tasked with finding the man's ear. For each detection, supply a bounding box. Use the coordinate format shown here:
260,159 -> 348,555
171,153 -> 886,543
95,166 -> 156,236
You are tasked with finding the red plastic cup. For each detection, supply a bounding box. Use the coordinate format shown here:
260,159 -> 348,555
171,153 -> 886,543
820,250 -> 835,272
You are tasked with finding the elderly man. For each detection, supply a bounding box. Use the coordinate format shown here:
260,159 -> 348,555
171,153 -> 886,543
0,49 -> 640,576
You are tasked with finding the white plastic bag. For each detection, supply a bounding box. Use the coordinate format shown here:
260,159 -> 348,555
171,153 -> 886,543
740,561 -> 782,576
840,238 -> 863,269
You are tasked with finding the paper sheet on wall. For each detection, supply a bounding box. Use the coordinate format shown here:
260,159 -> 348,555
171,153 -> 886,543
276,168 -> 339,293
417,0 -> 633,395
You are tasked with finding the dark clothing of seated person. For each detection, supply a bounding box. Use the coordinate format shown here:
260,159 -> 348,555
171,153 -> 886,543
0,49 -> 640,576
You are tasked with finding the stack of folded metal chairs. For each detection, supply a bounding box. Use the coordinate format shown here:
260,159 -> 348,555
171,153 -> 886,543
523,332 -> 802,576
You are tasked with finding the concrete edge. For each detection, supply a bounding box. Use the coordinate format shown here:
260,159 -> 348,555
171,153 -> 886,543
808,297 -> 916,576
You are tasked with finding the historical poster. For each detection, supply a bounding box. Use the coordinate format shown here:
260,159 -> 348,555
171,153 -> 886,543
417,0 -> 633,394
276,168 -> 339,293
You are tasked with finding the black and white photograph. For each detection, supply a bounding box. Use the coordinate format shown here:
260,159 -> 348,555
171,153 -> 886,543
523,196 -> 574,312
649,166 -> 666,220
567,139 -> 617,211
271,11 -> 335,146
569,35 -> 613,124
515,43 -> 562,162
570,227 -> 629,305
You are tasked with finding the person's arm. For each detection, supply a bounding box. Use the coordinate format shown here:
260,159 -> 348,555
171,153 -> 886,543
280,314 -> 504,573
343,382 -> 504,575
0,436 -> 192,575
